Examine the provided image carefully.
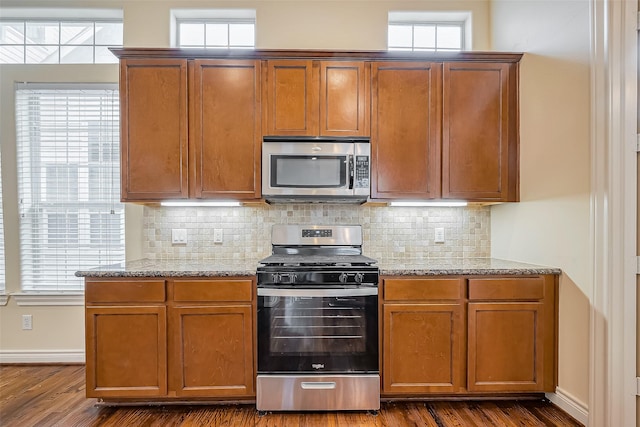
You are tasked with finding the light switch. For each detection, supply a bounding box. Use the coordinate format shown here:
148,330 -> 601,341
213,228 -> 223,243
171,228 -> 187,245
434,227 -> 445,243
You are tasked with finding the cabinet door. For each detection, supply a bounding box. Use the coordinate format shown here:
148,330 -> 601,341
85,306 -> 167,398
467,302 -> 544,392
191,60 -> 261,199
319,61 -> 369,136
169,305 -> 254,397
265,60 -> 318,136
371,62 -> 442,199
443,62 -> 518,201
120,59 -> 188,201
383,303 -> 464,394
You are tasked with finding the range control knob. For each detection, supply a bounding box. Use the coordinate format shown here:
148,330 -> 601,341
271,273 -> 280,284
354,273 -> 364,283
289,273 -> 297,284
339,273 -> 349,283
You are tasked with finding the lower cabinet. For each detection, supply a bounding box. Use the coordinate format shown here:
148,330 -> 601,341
85,305 -> 168,398
466,276 -> 557,392
382,278 -> 465,394
84,277 -> 255,400
85,279 -> 167,398
168,279 -> 254,397
381,275 -> 557,396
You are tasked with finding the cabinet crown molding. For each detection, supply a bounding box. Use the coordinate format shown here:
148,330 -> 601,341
109,48 -> 523,63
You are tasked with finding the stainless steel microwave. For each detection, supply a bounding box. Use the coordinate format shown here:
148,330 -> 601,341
262,137 -> 370,203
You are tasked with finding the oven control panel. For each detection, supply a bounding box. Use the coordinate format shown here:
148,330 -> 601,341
302,229 -> 332,238
257,268 -> 379,286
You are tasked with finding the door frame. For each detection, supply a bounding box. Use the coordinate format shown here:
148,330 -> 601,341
589,0 -> 638,426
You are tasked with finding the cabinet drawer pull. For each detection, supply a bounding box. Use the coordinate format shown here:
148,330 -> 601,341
301,382 -> 336,390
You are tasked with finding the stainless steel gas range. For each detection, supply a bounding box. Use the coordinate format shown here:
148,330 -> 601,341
256,225 -> 380,412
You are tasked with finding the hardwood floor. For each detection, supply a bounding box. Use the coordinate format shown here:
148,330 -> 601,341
0,365 -> 583,426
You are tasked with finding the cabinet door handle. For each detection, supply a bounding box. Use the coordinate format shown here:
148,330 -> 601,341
301,382 -> 337,390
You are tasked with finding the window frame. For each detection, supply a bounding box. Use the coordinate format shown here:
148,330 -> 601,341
0,17 -> 123,64
388,11 -> 471,52
175,18 -> 255,49
170,9 -> 256,49
388,21 -> 466,52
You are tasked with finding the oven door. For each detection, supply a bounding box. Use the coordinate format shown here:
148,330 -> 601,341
257,287 -> 378,374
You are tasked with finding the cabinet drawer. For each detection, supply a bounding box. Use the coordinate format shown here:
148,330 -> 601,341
383,278 -> 463,301
468,277 -> 544,300
172,279 -> 253,302
85,279 -> 166,303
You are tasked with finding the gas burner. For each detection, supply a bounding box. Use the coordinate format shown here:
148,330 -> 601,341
257,225 -> 379,287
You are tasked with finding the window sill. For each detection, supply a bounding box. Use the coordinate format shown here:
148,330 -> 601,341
0,293 -> 8,306
12,292 -> 84,306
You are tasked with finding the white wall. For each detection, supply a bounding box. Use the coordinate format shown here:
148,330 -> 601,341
490,0 -> 591,410
0,0 -> 490,359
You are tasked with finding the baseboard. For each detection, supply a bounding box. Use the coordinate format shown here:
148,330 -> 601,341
0,349 -> 85,364
546,387 -> 589,426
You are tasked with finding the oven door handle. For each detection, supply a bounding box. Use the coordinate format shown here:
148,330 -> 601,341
257,287 -> 378,297
301,381 -> 337,390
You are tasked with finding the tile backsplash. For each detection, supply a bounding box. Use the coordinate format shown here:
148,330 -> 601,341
142,204 -> 490,261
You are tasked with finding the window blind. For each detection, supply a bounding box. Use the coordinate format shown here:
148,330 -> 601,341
15,83 -> 124,292
0,152 -> 5,292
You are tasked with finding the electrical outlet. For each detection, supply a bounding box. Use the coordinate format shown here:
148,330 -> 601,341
213,228 -> 223,244
22,314 -> 33,330
434,227 -> 445,243
171,228 -> 187,245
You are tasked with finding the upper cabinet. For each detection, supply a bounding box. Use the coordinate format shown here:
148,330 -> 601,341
118,57 -> 261,202
371,58 -> 520,202
112,49 -> 520,203
120,59 -> 189,201
371,62 -> 441,199
265,60 -> 369,137
442,62 -> 518,201
190,60 -> 261,199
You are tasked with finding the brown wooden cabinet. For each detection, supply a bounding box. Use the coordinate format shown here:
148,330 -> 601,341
381,275 -> 557,396
120,59 -> 189,201
168,279 -> 255,398
442,62 -> 519,201
265,60 -> 369,137
114,50 -> 521,203
371,59 -> 519,202
84,277 -> 255,401
371,62 -> 442,199
119,58 -> 261,202
382,278 -> 465,394
85,279 -> 168,398
190,60 -> 261,199
467,276 -> 556,392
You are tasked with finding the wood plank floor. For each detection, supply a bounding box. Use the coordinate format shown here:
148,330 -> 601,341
0,365 -> 583,426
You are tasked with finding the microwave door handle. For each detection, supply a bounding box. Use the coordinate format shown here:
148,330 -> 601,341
348,155 -> 354,189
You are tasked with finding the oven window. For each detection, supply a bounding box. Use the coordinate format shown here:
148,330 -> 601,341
271,155 -> 346,188
270,296 -> 365,353
257,294 -> 378,374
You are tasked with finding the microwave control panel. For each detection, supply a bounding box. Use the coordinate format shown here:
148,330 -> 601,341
354,156 -> 370,189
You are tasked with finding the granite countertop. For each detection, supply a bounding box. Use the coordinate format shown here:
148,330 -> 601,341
75,258 -> 260,278
76,257 -> 561,278
377,258 -> 561,276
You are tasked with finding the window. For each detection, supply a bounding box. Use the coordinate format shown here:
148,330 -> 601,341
0,16 -> 123,64
172,9 -> 255,48
388,11 -> 470,52
15,84 -> 124,292
0,153 -> 5,293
